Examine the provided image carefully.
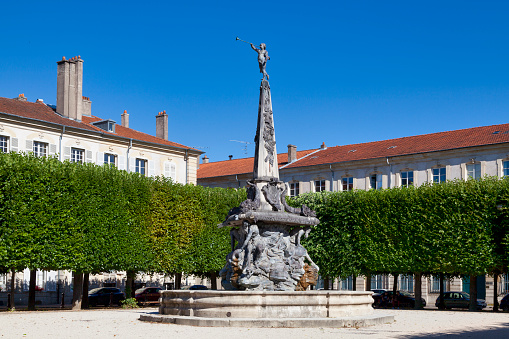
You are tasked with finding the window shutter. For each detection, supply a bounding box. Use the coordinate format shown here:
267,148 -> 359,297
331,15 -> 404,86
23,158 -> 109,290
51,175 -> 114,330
129,157 -> 136,173
164,162 -> 171,177
86,150 -> 93,163
97,152 -> 104,165
118,156 -> 126,170
10,138 -> 18,152
63,147 -> 71,161
148,160 -> 155,177
26,140 -> 33,152
170,163 -> 176,180
49,144 -> 57,156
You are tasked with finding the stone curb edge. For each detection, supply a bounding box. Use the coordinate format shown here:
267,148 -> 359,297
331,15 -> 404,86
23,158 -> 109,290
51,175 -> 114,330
139,314 -> 395,328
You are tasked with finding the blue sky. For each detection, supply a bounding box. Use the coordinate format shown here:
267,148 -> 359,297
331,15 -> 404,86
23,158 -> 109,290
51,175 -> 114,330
1,1 -> 509,162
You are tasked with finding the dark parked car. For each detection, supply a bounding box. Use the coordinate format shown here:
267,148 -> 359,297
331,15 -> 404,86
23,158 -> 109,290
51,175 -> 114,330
88,287 -> 125,307
134,287 -> 162,304
372,290 -> 426,308
435,291 -> 487,310
189,285 -> 208,290
500,294 -> 509,311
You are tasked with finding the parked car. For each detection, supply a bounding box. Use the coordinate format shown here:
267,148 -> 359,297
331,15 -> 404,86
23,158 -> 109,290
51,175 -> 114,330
498,294 -> 509,311
435,291 -> 487,310
134,287 -> 162,304
88,287 -> 125,307
189,285 -> 208,290
372,290 -> 426,308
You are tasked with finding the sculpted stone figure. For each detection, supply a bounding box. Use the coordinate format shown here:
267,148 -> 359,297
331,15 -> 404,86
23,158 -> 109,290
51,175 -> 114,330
251,43 -> 270,80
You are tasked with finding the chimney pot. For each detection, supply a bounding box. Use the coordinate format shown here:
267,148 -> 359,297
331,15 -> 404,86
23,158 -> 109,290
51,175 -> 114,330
155,110 -> 169,140
321,142 -> 326,149
229,155 -> 233,160
202,155 -> 209,164
121,109 -> 129,128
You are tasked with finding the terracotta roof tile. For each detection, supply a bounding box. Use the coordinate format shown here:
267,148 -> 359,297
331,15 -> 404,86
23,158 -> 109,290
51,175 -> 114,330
198,149 -> 317,179
283,123 -> 509,169
0,96 -> 197,151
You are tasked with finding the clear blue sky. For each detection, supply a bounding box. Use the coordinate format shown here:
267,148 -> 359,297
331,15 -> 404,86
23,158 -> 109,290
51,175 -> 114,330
1,1 -> 508,162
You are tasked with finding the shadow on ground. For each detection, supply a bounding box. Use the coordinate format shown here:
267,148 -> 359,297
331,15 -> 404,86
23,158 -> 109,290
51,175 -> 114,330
400,323 -> 509,339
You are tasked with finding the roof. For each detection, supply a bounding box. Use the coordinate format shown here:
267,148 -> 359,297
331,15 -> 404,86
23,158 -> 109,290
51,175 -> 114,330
0,96 -> 198,152
282,123 -> 509,169
197,149 -> 317,179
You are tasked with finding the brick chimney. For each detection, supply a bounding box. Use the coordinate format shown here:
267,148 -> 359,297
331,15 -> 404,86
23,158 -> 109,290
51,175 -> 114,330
14,93 -> 27,101
156,110 -> 168,140
287,144 -> 297,163
202,155 -> 209,164
121,110 -> 129,128
320,142 -> 327,149
56,56 -> 89,121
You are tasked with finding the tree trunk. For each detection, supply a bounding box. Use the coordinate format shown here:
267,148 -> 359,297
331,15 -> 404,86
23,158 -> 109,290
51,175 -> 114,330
469,275 -> 478,312
365,273 -> 371,291
438,273 -> 445,310
81,273 -> 89,309
72,271 -> 84,310
392,273 -> 398,295
174,273 -> 182,290
28,269 -> 36,311
493,272 -> 499,312
9,268 -> 16,311
210,271 -> 217,290
414,272 -> 423,309
126,270 -> 135,298
324,276 -> 330,290
352,275 -> 357,291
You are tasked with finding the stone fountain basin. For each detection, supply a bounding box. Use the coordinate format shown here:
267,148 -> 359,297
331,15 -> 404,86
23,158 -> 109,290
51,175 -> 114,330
158,290 -> 374,318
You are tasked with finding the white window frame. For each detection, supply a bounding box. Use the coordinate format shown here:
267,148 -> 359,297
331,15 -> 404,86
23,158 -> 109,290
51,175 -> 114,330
0,136 -> 8,153
340,276 -> 354,291
399,274 -> 414,292
33,141 -> 48,157
371,274 -> 389,290
136,158 -> 147,176
104,153 -> 116,167
503,160 -> 509,178
400,170 -> 414,187
342,177 -> 353,191
466,163 -> 481,180
289,182 -> 300,197
71,148 -> 84,163
314,179 -> 326,192
370,174 -> 382,190
432,167 -> 446,184
164,161 -> 177,180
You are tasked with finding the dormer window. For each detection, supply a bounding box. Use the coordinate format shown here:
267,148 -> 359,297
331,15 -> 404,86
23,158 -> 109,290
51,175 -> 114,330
92,119 -> 116,133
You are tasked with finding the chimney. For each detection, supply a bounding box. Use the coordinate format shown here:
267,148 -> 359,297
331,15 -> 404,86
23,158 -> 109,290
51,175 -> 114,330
229,155 -> 233,160
36,99 -> 44,104
56,55 -> 85,121
121,110 -> 129,128
320,142 -> 327,149
287,144 -> 297,163
155,110 -> 168,140
202,155 -> 209,164
14,93 -> 27,102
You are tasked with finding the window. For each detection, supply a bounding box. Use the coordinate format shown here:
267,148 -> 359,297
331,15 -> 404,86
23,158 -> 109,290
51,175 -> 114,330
33,141 -> 48,157
467,163 -> 481,180
0,136 -> 8,153
370,174 -> 382,190
399,275 -> 414,292
504,161 -> 509,177
342,177 -> 353,191
433,167 -> 446,184
340,276 -> 353,291
104,153 -> 116,167
0,273 -> 6,291
290,182 -> 300,197
430,275 -> 447,293
71,148 -> 84,163
314,179 -> 326,192
501,273 -> 509,294
136,158 -> 147,176
371,274 -> 388,290
401,171 -> 414,187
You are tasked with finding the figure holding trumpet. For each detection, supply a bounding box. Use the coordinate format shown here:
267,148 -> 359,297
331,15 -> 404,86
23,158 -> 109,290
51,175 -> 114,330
236,37 -> 270,80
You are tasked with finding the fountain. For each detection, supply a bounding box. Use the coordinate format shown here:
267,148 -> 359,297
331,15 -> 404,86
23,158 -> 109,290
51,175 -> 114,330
141,40 -> 393,327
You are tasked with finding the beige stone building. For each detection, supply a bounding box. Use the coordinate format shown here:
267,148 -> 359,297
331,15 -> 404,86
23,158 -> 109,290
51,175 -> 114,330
0,56 -> 203,304
198,123 -> 509,306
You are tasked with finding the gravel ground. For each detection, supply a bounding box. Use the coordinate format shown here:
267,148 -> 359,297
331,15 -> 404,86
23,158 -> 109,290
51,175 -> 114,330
1,308 -> 509,339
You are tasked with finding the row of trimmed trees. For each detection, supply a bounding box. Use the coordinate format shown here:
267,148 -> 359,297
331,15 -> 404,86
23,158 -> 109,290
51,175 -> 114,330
293,176 -> 509,311
0,152 -> 244,309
